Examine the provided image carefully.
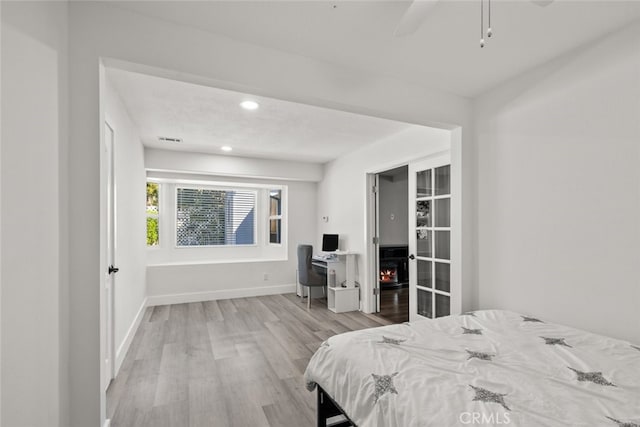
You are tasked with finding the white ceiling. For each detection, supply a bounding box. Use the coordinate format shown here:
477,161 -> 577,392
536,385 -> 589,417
106,1 -> 640,162
107,68 -> 421,162
109,1 -> 640,98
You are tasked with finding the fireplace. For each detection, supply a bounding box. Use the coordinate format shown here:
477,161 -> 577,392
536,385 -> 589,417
379,246 -> 408,289
380,262 -> 399,285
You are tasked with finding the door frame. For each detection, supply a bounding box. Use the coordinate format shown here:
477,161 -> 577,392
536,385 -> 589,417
364,145 -> 461,317
366,162 -> 411,313
366,173 -> 382,312
103,120 -> 116,389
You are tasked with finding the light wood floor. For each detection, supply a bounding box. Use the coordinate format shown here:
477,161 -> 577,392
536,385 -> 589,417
107,293 -> 392,427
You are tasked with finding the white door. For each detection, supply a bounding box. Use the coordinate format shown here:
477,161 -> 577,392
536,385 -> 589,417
104,122 -> 117,389
408,155 -> 452,321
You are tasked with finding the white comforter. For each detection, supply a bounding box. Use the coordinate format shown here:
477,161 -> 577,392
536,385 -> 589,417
304,310 -> 640,427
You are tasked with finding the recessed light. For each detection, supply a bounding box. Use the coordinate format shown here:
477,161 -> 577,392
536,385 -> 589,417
240,100 -> 259,110
221,146 -> 233,152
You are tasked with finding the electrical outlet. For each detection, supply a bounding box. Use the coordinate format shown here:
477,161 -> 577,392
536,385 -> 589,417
263,273 -> 269,281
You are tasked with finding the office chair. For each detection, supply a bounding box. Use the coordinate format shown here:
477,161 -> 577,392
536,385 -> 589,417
297,244 -> 326,308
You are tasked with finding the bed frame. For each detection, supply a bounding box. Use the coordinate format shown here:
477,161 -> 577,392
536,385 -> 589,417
317,386 -> 356,427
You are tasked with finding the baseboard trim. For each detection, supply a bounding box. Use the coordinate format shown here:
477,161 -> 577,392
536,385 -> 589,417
146,283 -> 297,306
114,297 -> 147,376
104,419 -> 111,427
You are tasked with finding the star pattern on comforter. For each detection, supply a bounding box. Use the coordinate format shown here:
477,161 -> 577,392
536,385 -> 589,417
541,336 -> 572,347
466,350 -> 494,361
606,416 -> 640,427
469,385 -> 511,411
568,367 -> 616,387
371,372 -> 399,404
378,336 -> 406,345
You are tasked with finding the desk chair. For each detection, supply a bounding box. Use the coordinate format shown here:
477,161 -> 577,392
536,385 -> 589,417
297,244 -> 326,308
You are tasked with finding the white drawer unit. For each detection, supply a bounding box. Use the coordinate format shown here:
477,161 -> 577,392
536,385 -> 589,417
327,286 -> 360,313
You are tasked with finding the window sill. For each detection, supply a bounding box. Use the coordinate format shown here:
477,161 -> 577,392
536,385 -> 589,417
147,257 -> 288,268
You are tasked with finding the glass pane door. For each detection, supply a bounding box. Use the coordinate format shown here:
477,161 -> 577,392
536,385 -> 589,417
409,158 -> 452,321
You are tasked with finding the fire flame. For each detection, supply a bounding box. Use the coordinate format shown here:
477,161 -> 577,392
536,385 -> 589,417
380,269 -> 397,283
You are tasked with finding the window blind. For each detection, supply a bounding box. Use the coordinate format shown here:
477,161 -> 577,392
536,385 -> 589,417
176,188 -> 256,246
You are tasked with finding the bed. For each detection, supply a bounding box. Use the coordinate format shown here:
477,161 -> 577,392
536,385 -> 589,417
304,310 -> 640,427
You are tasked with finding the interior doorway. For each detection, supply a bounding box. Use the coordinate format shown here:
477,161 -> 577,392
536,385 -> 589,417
373,166 -> 410,323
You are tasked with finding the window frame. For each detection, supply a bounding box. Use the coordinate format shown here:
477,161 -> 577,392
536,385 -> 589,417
268,189 -> 284,246
173,184 -> 259,249
145,176 -> 289,266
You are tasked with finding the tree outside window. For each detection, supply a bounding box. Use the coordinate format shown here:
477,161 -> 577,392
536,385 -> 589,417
147,182 -> 159,246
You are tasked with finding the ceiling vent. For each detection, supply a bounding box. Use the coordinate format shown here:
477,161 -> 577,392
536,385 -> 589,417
158,136 -> 182,143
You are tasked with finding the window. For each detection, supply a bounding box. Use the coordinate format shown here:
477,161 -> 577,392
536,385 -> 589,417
269,189 -> 282,244
176,187 -> 256,247
146,182 -> 160,246
146,178 -> 287,265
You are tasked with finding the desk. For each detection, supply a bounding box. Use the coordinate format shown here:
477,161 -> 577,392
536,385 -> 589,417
307,251 -> 359,313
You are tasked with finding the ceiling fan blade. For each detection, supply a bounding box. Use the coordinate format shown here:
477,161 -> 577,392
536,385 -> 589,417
394,0 -> 441,37
531,0 -> 554,7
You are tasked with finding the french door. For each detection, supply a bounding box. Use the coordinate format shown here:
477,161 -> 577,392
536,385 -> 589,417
408,155 -> 452,321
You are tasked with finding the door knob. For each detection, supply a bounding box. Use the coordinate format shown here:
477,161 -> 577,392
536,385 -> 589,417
108,265 -> 119,274
408,254 -> 415,260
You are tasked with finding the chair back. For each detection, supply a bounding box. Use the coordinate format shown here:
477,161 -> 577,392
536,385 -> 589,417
297,244 -> 313,285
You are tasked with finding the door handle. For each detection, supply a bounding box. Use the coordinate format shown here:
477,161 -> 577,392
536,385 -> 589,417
408,254 -> 415,260
108,265 -> 119,274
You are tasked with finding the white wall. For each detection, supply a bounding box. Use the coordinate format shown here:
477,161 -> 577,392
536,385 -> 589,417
144,166 -> 319,302
1,2 -> 68,426
318,126 -> 451,313
104,75 -> 147,374
1,4 -> 3,422
146,147 -> 323,182
379,170 -> 408,247
474,23 -> 640,344
146,178 -> 317,303
145,150 -> 321,267
63,2 -> 471,425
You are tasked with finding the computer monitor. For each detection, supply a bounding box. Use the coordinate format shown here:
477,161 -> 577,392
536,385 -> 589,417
322,234 -> 339,252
